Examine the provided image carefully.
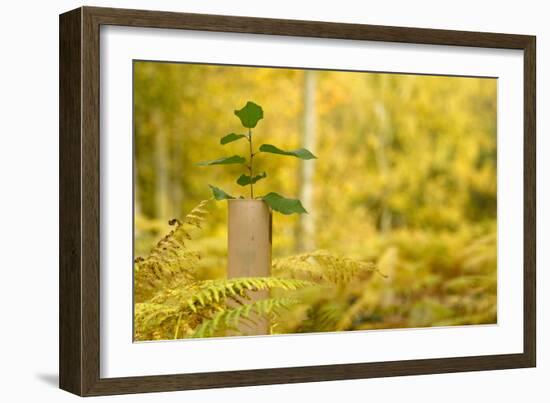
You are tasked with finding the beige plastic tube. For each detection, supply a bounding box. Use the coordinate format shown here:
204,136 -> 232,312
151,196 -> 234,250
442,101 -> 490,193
227,199 -> 272,335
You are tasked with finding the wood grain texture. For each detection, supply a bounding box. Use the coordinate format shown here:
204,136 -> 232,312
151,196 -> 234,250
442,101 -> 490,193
59,8 -> 83,396
59,6 -> 537,396
523,38 -> 536,367
85,6 -> 532,49
81,6 -> 102,396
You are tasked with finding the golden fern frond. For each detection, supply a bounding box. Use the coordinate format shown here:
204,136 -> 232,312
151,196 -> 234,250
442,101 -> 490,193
134,298 -> 215,341
334,291 -> 378,331
134,302 -> 179,331
134,277 -> 314,340
459,232 -> 497,274
302,301 -> 348,332
187,277 -> 314,311
192,298 -> 300,338
142,199 -> 210,263
134,200 -> 210,302
150,277 -> 315,313
272,250 -> 380,284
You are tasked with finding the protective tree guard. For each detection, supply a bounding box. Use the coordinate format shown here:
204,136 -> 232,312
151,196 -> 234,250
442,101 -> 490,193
197,100 -> 317,335
227,199 -> 272,335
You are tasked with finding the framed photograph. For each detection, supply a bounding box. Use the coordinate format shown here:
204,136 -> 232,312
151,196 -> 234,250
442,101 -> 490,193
59,6 -> 536,396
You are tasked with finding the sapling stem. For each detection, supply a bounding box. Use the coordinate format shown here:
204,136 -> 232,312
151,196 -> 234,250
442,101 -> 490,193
248,128 -> 254,199
200,101 -> 314,213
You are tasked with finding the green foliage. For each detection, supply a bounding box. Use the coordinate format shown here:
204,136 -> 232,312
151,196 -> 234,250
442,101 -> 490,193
237,172 -> 267,186
133,63 -> 498,340
208,184 -> 235,200
135,272 -> 316,340
196,155 -> 246,166
234,101 -> 264,128
261,192 -> 308,215
259,144 -> 317,160
220,133 -> 246,145
199,100 -> 315,213
182,277 -> 315,313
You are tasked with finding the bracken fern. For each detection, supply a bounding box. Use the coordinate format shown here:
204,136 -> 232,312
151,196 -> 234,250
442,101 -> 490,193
272,250 -> 381,285
192,298 -> 300,338
134,199 -> 210,303
135,278 -> 314,340
134,201 -> 382,341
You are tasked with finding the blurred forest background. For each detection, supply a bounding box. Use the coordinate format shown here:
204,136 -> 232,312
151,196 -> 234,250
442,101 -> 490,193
133,61 -> 497,339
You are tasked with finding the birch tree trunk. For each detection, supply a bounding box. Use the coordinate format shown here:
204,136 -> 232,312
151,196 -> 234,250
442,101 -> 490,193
295,70 -> 317,252
374,99 -> 393,233
153,112 -> 170,224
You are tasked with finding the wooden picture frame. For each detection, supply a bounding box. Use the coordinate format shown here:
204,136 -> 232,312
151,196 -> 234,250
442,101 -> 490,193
59,6 -> 536,396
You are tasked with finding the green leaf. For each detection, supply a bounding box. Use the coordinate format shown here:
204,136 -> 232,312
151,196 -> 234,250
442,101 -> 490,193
220,133 -> 246,145
234,101 -> 263,128
259,144 -> 317,160
261,192 -> 308,215
196,155 -> 246,166
236,172 -> 267,186
208,185 -> 235,200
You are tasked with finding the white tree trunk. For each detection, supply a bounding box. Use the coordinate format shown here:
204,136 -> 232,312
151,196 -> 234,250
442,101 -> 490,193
153,112 -> 170,223
296,70 -> 317,252
374,100 -> 393,233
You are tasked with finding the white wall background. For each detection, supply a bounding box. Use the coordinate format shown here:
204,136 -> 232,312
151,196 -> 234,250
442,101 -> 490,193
0,0 -> 546,401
